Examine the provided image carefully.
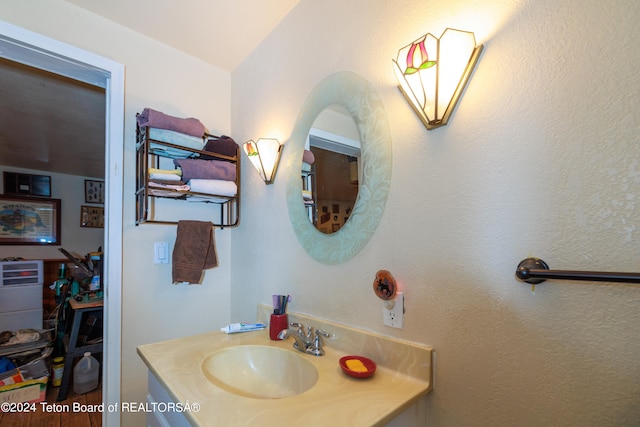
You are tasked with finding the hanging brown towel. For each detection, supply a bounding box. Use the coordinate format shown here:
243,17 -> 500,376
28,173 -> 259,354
172,220 -> 218,284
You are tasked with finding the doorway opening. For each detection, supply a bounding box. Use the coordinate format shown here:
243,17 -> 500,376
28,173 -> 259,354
0,21 -> 124,427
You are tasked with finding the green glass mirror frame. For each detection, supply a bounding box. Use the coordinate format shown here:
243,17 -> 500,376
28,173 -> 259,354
286,71 -> 392,264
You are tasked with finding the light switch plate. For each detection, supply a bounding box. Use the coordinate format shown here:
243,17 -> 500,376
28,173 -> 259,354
154,242 -> 169,264
383,292 -> 404,329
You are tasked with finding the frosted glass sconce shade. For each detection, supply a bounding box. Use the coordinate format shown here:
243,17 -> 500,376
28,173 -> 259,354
393,28 -> 483,130
243,138 -> 283,184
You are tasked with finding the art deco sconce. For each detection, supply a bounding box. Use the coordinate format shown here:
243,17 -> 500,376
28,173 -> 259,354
393,28 -> 483,130
243,138 -> 283,185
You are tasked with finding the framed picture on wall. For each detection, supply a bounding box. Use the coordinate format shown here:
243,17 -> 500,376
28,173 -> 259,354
84,179 -> 104,204
0,195 -> 61,245
80,205 -> 104,228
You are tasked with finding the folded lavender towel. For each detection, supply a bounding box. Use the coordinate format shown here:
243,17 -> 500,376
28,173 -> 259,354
137,108 -> 206,138
174,158 -> 236,182
172,220 -> 217,284
303,149 -> 315,164
201,135 -> 239,160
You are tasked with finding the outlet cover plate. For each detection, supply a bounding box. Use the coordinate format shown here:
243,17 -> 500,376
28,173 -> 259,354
383,292 -> 404,329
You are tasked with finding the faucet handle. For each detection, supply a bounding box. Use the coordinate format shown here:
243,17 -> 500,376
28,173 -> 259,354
315,329 -> 330,338
290,322 -> 305,335
308,329 -> 331,356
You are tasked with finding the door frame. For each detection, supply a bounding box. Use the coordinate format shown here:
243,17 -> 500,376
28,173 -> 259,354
0,20 -> 124,427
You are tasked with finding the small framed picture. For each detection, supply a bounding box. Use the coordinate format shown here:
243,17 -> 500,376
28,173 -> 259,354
84,180 -> 104,204
80,205 -> 104,228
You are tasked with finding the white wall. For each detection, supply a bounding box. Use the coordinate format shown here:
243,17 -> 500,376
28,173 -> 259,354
1,1 -> 233,425
0,166 -> 103,259
231,0 -> 640,426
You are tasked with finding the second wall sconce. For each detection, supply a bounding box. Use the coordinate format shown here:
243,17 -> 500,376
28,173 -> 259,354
393,28 -> 483,130
243,138 -> 283,185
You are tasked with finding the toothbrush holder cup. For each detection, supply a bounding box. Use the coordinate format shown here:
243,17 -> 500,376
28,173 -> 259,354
269,313 -> 289,340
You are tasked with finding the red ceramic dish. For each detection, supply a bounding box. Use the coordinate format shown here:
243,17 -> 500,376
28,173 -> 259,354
339,355 -> 377,378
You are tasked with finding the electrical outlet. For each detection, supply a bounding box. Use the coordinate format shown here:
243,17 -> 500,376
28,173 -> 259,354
383,292 -> 404,329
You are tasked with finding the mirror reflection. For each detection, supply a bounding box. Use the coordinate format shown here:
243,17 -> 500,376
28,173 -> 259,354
286,71 -> 391,265
302,105 -> 361,234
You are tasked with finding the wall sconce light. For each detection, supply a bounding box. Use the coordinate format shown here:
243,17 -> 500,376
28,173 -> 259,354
243,138 -> 283,185
393,28 -> 483,130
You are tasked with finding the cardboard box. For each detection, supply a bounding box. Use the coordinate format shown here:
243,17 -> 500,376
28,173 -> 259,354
0,376 -> 48,406
0,369 -> 23,387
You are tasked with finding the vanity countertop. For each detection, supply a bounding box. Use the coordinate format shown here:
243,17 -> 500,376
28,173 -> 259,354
137,315 -> 433,427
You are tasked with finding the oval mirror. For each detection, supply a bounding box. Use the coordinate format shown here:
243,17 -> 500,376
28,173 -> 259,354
304,105 -> 361,234
287,71 -> 392,264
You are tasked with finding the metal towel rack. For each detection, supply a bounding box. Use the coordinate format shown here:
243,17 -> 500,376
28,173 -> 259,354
515,257 -> 640,285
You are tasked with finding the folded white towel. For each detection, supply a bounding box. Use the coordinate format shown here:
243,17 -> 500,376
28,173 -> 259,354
188,179 -> 237,197
149,173 -> 181,182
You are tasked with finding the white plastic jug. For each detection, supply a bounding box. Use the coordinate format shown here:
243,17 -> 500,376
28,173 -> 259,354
73,352 -> 99,394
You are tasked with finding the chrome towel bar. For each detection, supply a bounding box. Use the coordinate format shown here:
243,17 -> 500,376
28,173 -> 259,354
515,257 -> 640,285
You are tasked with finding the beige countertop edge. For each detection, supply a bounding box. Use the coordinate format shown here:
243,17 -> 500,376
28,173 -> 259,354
137,328 -> 432,427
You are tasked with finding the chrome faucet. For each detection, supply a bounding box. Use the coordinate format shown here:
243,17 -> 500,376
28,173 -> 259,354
277,322 -> 310,351
277,322 -> 330,356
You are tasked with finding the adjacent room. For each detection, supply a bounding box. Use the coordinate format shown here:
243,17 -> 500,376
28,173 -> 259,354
0,57 -> 105,410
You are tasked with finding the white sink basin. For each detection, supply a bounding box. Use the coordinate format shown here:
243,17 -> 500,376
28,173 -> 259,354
201,345 -> 319,399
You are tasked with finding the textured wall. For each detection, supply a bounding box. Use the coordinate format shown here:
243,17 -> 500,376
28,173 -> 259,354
231,0 -> 640,425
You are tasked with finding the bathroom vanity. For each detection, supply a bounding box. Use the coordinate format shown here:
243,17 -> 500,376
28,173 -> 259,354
138,307 -> 433,426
